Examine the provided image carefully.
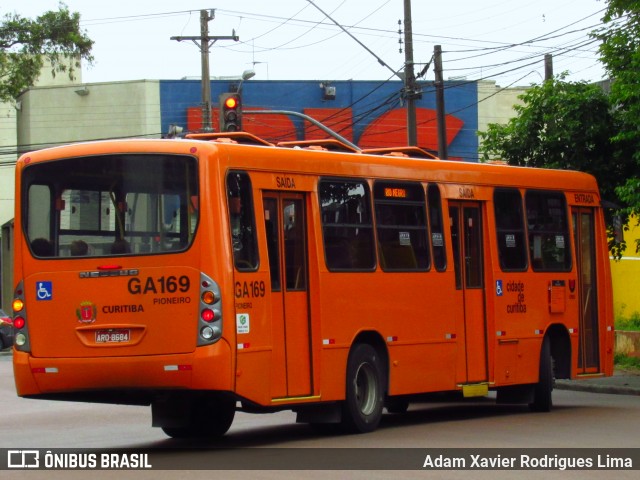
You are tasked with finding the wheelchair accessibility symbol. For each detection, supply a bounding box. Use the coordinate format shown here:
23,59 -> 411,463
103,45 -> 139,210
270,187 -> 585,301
36,281 -> 53,301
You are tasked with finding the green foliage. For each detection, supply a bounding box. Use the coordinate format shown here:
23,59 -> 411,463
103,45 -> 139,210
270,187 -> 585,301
0,3 -> 93,102
614,352 -> 640,370
593,0 -> 640,252
478,75 -> 635,256
479,76 -> 616,171
615,311 -> 640,331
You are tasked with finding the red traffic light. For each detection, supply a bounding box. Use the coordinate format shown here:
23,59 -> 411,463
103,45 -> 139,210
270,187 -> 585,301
219,93 -> 242,132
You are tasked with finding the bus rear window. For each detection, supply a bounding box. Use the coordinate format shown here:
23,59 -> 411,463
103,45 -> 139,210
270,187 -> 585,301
23,154 -> 198,258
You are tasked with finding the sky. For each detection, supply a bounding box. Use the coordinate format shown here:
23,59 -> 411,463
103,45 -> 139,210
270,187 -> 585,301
4,0 -> 609,87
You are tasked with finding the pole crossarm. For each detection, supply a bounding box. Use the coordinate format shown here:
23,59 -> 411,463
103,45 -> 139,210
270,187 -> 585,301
170,10 -> 240,132
170,35 -> 239,51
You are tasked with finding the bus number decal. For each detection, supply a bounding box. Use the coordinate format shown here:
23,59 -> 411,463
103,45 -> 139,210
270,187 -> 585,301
235,281 -> 266,299
127,276 -> 190,295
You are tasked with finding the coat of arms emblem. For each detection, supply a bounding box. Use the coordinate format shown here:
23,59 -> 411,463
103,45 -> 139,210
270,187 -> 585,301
76,301 -> 97,324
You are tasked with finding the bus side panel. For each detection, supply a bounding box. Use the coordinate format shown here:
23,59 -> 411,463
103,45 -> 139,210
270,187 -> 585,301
318,347 -> 349,402
514,338 -> 542,384
229,270 -> 274,405
387,343 -> 457,395
236,350 -> 273,405
317,271 -> 459,397
492,275 -> 550,386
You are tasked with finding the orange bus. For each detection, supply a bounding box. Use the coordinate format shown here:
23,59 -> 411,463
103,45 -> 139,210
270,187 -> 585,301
11,132 -> 614,437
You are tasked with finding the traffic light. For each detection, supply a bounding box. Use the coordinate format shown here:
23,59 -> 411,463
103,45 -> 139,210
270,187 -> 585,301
219,93 -> 242,132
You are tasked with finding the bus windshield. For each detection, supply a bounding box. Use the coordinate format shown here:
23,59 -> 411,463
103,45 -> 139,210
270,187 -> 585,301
22,153 -> 199,258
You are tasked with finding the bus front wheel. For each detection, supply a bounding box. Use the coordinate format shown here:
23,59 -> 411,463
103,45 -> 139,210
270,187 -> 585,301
342,343 -> 385,433
529,336 -> 554,412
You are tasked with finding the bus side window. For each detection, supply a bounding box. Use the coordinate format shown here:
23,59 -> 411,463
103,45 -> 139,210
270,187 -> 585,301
525,190 -> 571,272
28,184 -> 54,257
319,178 -> 375,271
427,184 -> 447,272
494,188 -> 528,271
264,197 -> 281,290
226,171 -> 259,271
373,181 -> 429,271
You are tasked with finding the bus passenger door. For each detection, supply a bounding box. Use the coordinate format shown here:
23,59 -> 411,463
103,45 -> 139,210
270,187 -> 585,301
572,208 -> 600,374
263,192 -> 312,398
449,202 -> 488,384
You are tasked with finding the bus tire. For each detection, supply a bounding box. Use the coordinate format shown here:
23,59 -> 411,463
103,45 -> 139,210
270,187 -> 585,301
342,343 -> 385,433
161,395 -> 236,439
529,336 -> 554,412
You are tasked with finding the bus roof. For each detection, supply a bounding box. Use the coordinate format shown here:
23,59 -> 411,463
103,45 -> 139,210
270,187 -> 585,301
17,136 -> 600,196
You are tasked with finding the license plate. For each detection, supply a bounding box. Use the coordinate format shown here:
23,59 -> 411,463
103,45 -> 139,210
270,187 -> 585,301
95,329 -> 130,344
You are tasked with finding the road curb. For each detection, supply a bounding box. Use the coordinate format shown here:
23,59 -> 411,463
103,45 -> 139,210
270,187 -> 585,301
555,379 -> 640,396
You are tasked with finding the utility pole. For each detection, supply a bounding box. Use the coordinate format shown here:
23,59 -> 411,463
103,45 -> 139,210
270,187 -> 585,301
403,0 -> 418,146
307,0 -> 419,146
434,45 -> 448,159
171,10 -> 239,131
544,54 -> 554,81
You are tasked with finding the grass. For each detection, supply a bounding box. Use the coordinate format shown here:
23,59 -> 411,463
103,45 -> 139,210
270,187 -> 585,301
614,353 -> 640,370
614,311 -> 640,369
615,311 -> 640,332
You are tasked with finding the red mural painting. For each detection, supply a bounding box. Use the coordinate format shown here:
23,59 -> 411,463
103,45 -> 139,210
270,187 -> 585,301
186,106 -> 463,151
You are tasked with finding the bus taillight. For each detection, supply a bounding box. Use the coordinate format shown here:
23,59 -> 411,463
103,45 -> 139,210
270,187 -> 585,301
198,273 -> 222,346
201,291 -> 216,304
12,281 -> 30,352
200,325 -> 220,340
201,309 -> 215,322
12,298 -> 24,313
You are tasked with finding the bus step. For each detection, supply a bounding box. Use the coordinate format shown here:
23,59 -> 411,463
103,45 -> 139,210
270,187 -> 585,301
461,383 -> 489,398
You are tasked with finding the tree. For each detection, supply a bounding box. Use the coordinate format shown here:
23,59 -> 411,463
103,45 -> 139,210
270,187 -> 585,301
595,0 -> 640,154
478,76 -> 635,256
0,3 -> 93,102
594,0 -> 640,246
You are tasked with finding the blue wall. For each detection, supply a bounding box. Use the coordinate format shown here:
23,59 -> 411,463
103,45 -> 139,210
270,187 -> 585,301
159,79 -> 479,161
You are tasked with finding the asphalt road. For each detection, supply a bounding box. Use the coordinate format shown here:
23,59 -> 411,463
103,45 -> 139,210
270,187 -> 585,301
1,355 -> 639,479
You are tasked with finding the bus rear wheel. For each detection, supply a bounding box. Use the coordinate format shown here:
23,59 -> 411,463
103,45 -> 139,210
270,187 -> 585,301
161,395 -> 236,439
342,343 -> 385,433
